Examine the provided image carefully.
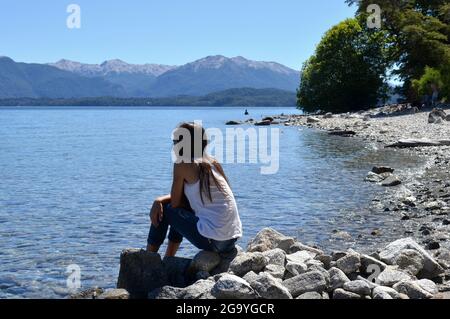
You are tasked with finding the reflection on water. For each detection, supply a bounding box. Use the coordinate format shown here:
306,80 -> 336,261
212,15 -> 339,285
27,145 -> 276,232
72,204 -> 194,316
0,107 -> 423,298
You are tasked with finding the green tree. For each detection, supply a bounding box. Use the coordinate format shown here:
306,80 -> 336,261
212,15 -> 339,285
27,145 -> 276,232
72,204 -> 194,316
297,19 -> 389,113
346,0 -> 450,99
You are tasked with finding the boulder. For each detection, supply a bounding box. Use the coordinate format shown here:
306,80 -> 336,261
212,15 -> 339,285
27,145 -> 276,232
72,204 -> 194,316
329,267 -> 350,290
265,264 -> 285,280
377,267 -> 414,287
333,288 -> 361,299
315,254 -> 332,270
148,286 -> 186,299
229,252 -> 268,277
189,251 -> 221,274
183,280 -> 216,299
428,108 -> 447,124
288,242 -> 324,255
247,228 -> 296,253
285,262 -> 308,279
378,238 -> 445,279
381,175 -> 402,187
97,289 -> 129,300
372,166 -> 394,174
249,272 -> 292,299
372,286 -> 402,300
282,271 -> 328,298
393,280 -> 433,299
262,248 -> 286,266
343,280 -> 371,296
386,138 -> 442,148
336,253 -> 361,275
117,249 -> 169,299
393,249 -> 425,276
365,172 -> 384,183
211,274 -> 259,299
255,120 -> 272,126
286,250 -> 316,265
297,292 -> 324,299
328,130 -> 356,137
416,279 -> 438,295
307,117 -> 321,124
70,287 -> 104,299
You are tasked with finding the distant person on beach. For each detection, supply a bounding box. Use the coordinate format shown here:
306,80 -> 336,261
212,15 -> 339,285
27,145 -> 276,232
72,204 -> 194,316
147,122 -> 242,257
431,83 -> 439,106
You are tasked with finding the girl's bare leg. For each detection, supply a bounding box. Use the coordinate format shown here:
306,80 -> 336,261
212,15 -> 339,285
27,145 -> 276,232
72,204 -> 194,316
147,244 -> 160,253
165,241 -> 181,257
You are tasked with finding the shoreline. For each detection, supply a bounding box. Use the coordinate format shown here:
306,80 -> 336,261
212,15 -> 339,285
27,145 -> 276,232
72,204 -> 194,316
71,104 -> 450,300
276,105 -> 450,253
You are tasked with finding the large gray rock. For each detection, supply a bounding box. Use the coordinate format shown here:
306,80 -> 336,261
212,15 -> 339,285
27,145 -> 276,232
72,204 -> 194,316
393,249 -> 425,276
416,279 -> 438,295
429,108 -> 447,124
183,280 -> 216,299
297,292 -> 324,299
263,248 -> 287,278
286,250 -> 316,264
247,228 -> 296,253
97,289 -> 130,300
117,249 -> 169,299
343,280 -> 371,296
378,238 -> 444,279
211,274 -> 259,299
282,271 -> 328,298
229,252 -> 268,277
372,286 -> 402,300
333,288 -> 361,299
329,267 -> 350,290
381,175 -> 402,187
189,251 -> 221,274
288,242 -> 324,255
307,116 -> 321,124
262,248 -> 286,266
336,253 -> 361,275
265,264 -> 285,280
285,262 -> 308,279
377,267 -> 414,287
148,286 -> 186,299
242,271 -> 259,284
249,272 -> 292,299
393,280 -> 434,299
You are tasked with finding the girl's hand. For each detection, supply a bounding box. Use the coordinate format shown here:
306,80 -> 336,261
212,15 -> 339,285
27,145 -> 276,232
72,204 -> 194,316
150,200 -> 163,227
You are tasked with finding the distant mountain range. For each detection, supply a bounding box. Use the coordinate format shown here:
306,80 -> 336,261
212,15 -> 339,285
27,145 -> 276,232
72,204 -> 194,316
0,55 -> 300,100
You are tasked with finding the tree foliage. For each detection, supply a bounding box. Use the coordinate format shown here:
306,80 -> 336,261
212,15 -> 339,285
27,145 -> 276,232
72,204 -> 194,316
345,0 -> 450,99
297,19 -> 389,113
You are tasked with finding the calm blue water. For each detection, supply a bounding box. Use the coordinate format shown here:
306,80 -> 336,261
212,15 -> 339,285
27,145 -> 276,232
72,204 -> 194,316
0,106 -> 422,298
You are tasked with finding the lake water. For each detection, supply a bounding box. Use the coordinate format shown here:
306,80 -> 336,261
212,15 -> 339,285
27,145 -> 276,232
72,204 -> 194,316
0,106 -> 423,298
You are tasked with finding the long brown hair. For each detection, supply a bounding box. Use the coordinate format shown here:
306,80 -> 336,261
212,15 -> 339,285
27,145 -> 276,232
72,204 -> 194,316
174,122 -> 228,203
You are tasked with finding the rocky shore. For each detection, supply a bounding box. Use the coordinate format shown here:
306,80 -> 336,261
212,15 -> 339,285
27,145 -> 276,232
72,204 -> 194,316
72,105 -> 450,300
75,228 -> 450,300
276,105 -> 450,255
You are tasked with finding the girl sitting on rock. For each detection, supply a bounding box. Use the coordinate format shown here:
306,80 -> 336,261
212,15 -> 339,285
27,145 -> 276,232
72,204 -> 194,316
147,122 -> 242,257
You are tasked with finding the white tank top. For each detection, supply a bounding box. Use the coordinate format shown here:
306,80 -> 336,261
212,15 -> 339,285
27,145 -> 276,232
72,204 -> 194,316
184,166 -> 243,241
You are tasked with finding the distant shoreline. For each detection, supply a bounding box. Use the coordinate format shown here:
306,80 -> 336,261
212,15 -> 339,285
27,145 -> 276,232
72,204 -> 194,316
0,88 -> 297,107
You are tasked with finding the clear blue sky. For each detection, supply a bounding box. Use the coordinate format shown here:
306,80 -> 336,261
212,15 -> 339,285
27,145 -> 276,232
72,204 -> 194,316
0,0 -> 356,70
